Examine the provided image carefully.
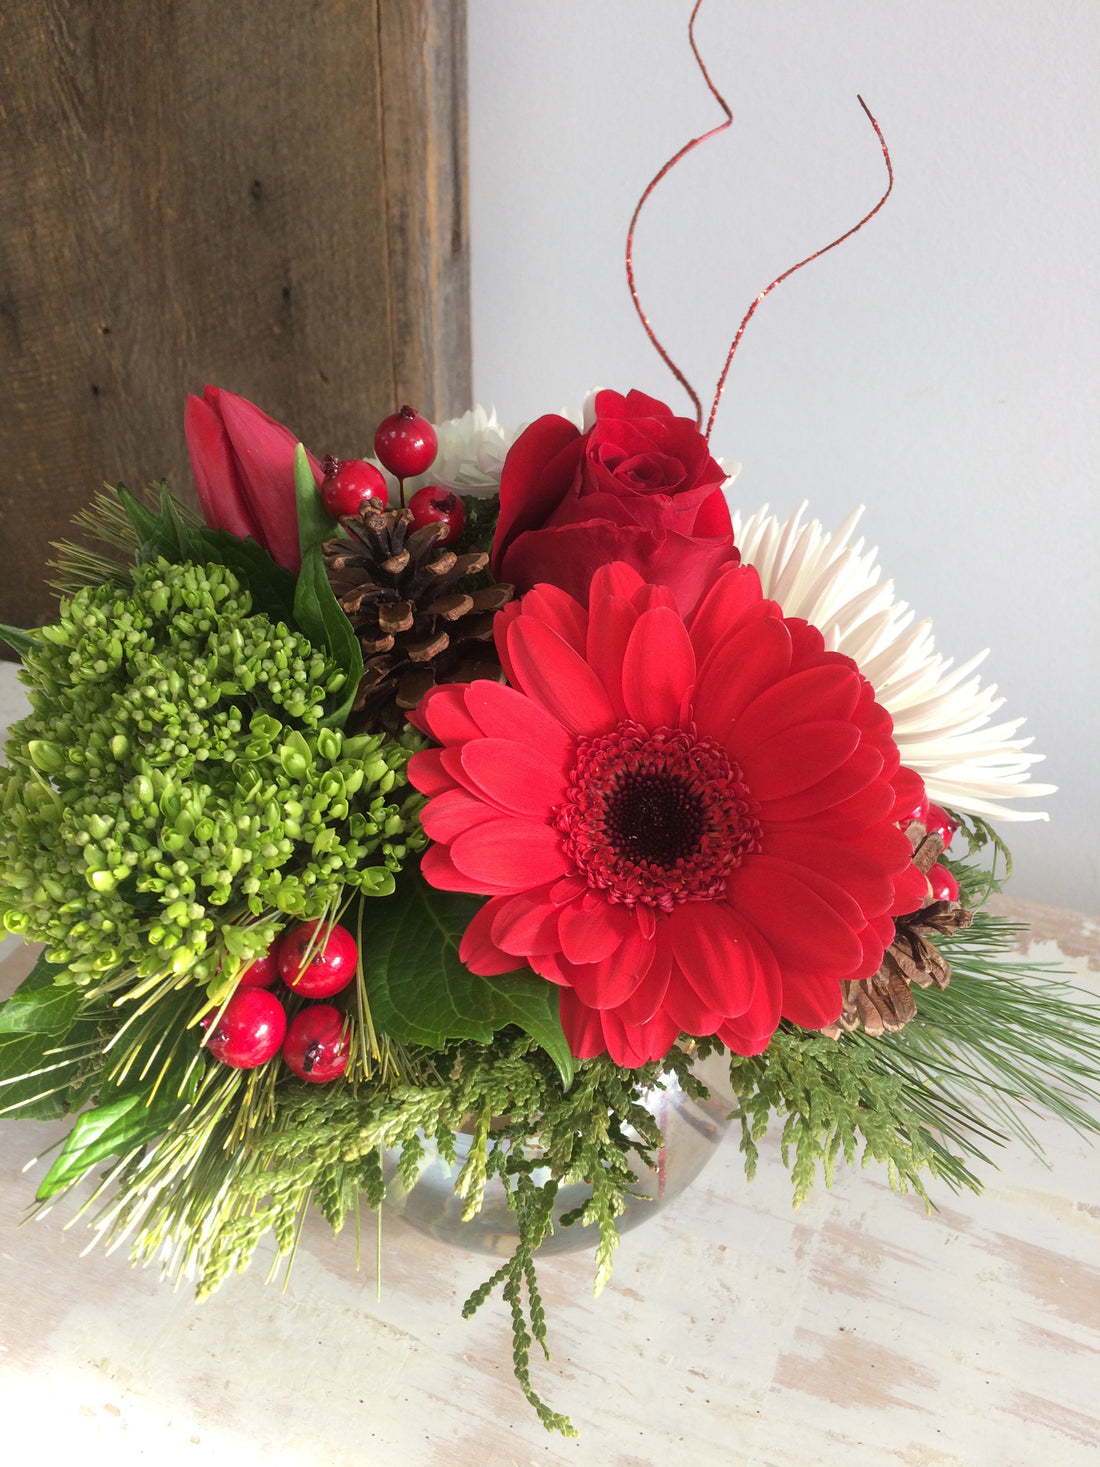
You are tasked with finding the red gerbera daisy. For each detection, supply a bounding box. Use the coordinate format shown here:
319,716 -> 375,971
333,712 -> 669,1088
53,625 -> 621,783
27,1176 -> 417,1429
408,562 -> 927,1067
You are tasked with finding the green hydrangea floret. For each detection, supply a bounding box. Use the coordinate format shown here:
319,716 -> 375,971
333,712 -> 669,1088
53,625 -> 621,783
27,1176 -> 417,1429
0,558 -> 425,981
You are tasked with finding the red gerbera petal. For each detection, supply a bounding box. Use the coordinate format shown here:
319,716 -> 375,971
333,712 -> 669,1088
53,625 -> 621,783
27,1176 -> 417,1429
459,898 -> 531,975
416,558 -> 922,1068
459,739 -> 567,818
488,889 -> 565,956
726,859 -> 865,974
503,616 -> 617,737
621,606 -> 696,729
692,616 -> 792,742
450,817 -> 571,888
420,788 -> 504,844
663,903 -> 757,1016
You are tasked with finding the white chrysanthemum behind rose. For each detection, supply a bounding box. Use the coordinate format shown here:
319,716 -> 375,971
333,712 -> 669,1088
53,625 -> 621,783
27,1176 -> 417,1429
395,405 -> 519,499
729,501 -> 1055,823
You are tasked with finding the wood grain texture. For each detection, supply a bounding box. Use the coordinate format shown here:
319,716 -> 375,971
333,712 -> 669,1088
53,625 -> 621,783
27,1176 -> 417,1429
0,0 -> 469,640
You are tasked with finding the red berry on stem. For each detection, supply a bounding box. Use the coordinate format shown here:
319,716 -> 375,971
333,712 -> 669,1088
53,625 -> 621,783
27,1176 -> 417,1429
282,1004 -> 351,1083
277,920 -> 358,998
924,803 -> 960,851
319,455 -> 388,517
408,485 -> 466,545
374,405 -> 437,479
205,988 -> 287,1068
928,863 -> 960,902
236,952 -> 279,989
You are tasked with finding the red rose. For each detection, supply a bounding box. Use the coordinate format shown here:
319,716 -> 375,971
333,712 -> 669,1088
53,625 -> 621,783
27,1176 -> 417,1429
490,388 -> 737,616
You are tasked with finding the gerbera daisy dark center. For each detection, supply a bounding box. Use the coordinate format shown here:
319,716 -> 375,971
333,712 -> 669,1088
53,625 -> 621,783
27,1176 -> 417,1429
556,722 -> 761,910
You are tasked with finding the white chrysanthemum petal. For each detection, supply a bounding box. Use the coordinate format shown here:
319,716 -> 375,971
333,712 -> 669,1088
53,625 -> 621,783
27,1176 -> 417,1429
404,405 -> 523,498
728,498 -> 1053,820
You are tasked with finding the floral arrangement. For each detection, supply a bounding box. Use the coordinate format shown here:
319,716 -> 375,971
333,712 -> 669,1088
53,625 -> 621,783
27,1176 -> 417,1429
1,15 -> 1097,1435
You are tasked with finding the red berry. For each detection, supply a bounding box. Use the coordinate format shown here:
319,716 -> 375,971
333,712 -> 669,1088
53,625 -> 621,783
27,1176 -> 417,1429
894,787 -> 930,830
924,803 -> 960,852
277,920 -> 358,998
235,952 -> 279,989
408,485 -> 466,545
373,405 -> 437,479
319,456 -> 388,517
282,1004 -> 350,1083
205,988 -> 286,1068
928,863 -> 960,902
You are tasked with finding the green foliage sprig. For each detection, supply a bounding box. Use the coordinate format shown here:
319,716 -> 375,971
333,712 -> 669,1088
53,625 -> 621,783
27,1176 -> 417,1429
726,915 -> 1100,1206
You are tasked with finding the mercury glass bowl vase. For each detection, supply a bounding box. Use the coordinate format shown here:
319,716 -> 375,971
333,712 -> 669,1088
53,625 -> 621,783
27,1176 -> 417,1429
382,1048 -> 733,1256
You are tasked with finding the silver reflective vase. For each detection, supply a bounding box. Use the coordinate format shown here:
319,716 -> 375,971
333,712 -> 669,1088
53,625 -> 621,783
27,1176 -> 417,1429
382,1049 -> 733,1255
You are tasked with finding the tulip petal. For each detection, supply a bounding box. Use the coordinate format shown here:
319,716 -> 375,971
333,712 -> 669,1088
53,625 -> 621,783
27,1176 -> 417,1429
214,387 -> 322,574
185,393 -> 261,546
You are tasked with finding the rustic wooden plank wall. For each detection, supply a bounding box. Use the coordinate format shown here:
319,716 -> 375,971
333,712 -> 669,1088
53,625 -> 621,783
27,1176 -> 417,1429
0,0 -> 470,640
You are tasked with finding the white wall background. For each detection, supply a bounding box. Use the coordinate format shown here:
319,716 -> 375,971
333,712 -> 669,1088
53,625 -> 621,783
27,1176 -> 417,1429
467,0 -> 1099,915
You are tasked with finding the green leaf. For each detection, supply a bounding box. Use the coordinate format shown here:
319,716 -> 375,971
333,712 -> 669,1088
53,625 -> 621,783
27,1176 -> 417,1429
0,951 -> 81,1034
0,622 -> 33,657
0,1015 -> 99,1120
363,873 -> 574,1088
37,1080 -> 189,1200
292,541 -> 363,729
116,484 -> 167,556
294,442 -> 337,555
157,484 -> 199,559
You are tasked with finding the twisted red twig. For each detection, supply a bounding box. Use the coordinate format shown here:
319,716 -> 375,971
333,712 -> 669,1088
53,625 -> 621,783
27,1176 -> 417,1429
624,0 -> 731,429
625,1 -> 895,442
705,96 -> 894,440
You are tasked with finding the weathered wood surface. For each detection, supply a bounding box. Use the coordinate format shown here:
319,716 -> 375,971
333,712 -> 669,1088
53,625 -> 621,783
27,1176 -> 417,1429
0,0 -> 469,639
1,664 -> 1097,1465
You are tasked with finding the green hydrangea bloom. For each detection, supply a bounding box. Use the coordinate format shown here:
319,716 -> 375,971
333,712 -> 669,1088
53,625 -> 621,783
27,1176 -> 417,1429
0,559 -> 424,981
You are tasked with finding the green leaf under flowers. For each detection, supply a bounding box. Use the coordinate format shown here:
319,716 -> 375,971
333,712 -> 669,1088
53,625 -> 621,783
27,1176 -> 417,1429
157,483 -> 198,559
362,871 -> 575,1088
294,442 -> 338,555
0,622 -> 34,657
0,951 -> 81,1034
36,1066 -> 199,1200
116,483 -> 165,553
292,540 -> 363,728
0,1012 -> 101,1120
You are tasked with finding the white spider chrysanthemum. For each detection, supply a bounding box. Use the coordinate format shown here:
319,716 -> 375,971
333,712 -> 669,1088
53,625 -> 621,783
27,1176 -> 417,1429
730,501 -> 1054,822
405,405 -> 519,498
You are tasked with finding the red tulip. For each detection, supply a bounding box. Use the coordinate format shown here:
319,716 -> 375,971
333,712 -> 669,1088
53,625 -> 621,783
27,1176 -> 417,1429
184,385 -> 323,573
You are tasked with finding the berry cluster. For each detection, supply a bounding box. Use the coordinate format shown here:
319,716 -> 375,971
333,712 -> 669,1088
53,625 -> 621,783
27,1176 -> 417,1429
318,403 -> 466,544
205,920 -> 358,1083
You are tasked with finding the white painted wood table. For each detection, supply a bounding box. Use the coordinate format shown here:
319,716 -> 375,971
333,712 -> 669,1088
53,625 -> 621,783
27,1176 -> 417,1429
1,659 -> 1098,1467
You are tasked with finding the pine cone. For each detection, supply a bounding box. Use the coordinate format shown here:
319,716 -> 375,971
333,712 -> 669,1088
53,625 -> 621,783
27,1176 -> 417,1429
821,822 -> 974,1039
323,500 -> 514,734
